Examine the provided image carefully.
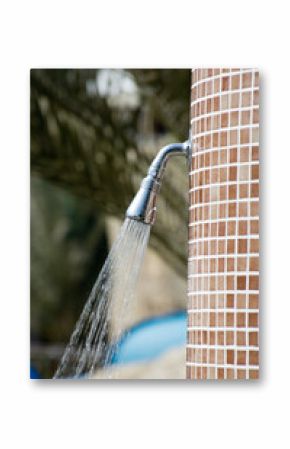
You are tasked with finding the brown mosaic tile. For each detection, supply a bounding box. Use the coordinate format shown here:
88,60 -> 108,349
187,68 -> 259,380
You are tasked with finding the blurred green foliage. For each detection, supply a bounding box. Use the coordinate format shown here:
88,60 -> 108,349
30,69 -> 190,377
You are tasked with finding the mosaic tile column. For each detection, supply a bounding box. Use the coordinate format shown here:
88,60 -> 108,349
186,69 -> 259,380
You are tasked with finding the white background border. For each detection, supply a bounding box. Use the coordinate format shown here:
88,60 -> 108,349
0,1 -> 288,448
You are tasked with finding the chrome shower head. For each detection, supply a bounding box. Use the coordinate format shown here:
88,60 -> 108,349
126,141 -> 190,225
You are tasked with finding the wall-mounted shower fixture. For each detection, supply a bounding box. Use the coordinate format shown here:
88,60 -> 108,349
126,141 -> 190,225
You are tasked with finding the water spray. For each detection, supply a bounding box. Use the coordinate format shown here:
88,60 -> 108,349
55,140 -> 191,378
126,141 -> 191,225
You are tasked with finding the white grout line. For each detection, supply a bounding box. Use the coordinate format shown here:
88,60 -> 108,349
189,160 -> 259,176
192,123 -> 259,139
186,362 -> 259,369
188,290 -> 259,296
190,69 -> 258,89
188,234 -> 258,243
188,308 -> 259,313
188,216 -> 259,227
187,326 -> 258,332
187,344 -> 258,351
191,87 -> 259,106
190,142 -> 259,156
189,197 -> 258,211
188,271 -> 259,278
188,253 -> 259,261
189,179 -> 258,193
190,105 -> 259,123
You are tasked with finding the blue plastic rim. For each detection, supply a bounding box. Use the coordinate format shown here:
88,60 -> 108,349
110,310 -> 186,365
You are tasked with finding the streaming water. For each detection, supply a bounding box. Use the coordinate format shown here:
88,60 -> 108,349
54,218 -> 150,379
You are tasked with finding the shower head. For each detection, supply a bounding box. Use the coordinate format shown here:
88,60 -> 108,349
126,141 -> 190,225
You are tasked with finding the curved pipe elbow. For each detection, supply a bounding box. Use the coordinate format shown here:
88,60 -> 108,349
148,141 -> 189,180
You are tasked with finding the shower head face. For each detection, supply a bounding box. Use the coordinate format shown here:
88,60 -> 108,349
126,175 -> 159,225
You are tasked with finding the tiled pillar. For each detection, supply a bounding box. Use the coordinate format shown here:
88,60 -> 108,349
187,69 -> 259,380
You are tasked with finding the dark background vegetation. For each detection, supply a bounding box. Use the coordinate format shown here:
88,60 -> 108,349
30,69 -> 190,377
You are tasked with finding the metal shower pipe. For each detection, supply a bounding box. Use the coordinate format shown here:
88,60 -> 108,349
126,141 -> 190,225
